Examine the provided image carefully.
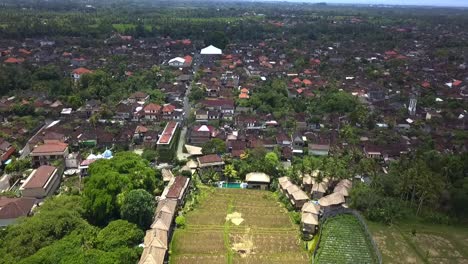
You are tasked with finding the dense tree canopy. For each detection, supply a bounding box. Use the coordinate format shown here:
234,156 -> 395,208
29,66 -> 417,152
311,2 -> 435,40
120,189 -> 155,230
83,152 -> 161,226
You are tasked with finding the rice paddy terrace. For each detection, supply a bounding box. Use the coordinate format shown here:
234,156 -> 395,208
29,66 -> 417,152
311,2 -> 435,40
170,188 -> 310,264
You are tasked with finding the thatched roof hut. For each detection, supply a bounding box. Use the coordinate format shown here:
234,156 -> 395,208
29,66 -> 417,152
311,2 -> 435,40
311,182 -> 328,194
301,202 -> 321,215
333,185 -> 350,197
301,212 -> 319,225
337,179 -> 352,189
318,192 -> 345,207
286,184 -> 301,195
290,189 -> 309,201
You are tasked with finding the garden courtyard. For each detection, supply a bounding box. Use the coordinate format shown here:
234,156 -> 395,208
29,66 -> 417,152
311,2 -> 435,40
170,188 -> 310,264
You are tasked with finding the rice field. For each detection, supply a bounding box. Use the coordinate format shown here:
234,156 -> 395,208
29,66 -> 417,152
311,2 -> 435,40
314,214 -> 378,264
368,221 -> 468,264
170,188 -> 310,264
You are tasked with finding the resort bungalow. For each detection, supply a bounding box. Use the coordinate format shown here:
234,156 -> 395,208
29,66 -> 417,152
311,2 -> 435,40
290,188 -> 309,210
245,172 -> 270,190
301,202 -> 321,215
301,212 -> 319,235
311,181 -> 328,200
333,179 -> 352,201
139,228 -> 168,264
302,175 -> 314,193
318,192 -> 345,209
285,184 -> 301,199
278,176 -> 293,194
140,199 -> 178,264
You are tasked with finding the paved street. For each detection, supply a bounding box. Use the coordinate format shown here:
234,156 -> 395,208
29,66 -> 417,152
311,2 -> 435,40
175,65 -> 194,161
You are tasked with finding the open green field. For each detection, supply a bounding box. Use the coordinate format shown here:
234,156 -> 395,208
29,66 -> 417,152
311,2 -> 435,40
368,221 -> 468,264
314,214 -> 378,264
170,188 -> 310,264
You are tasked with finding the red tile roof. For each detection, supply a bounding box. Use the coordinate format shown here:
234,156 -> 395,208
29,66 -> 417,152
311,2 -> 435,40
421,81 -> 431,88
184,55 -> 193,65
0,197 -> 36,219
198,154 -> 223,164
23,165 -> 57,189
303,79 -> 312,86
157,122 -> 178,145
4,57 -> 24,64
72,67 -> 92,75
166,176 -> 189,199
239,93 -> 249,99
144,103 -> 162,112
162,104 -> 176,113
292,77 -> 302,83
453,80 -> 462,86
31,142 -> 68,154
19,49 -> 31,55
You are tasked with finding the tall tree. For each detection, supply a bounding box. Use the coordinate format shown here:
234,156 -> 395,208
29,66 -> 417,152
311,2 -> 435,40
120,189 -> 155,230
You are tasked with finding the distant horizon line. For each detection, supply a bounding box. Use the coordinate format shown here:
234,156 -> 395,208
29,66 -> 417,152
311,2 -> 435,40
262,0 -> 468,8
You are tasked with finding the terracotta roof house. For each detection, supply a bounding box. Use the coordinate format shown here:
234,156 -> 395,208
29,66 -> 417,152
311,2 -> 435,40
239,92 -> 250,99
197,154 -> 225,173
4,57 -> 24,64
162,104 -> 176,120
0,138 -> 15,164
156,122 -> 179,150
197,154 -> 224,167
30,142 -> 69,167
71,67 -> 92,80
144,103 -> 162,120
0,197 -> 36,226
20,165 -> 61,199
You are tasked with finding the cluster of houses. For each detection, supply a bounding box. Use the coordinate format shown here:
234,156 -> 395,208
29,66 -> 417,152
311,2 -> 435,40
139,175 -> 191,264
278,174 -> 352,238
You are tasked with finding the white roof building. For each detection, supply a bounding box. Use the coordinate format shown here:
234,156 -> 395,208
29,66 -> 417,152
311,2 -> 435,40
169,57 -> 185,64
200,45 -> 222,55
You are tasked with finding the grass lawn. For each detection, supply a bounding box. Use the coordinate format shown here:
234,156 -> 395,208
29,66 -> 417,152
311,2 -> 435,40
170,188 -> 310,264
368,221 -> 468,264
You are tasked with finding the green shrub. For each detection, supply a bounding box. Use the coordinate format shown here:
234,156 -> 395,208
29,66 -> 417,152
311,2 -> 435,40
175,216 -> 186,229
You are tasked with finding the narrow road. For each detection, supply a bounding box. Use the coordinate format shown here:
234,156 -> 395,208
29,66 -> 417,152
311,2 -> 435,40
175,66 -> 194,161
0,174 -> 10,192
176,126 -> 189,161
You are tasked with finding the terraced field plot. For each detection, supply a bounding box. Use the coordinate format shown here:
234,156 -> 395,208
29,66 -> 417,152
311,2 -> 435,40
170,188 -> 310,264
369,221 -> 468,264
314,214 -> 378,264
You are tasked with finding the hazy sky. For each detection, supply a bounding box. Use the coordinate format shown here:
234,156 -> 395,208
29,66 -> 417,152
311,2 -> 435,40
303,0 -> 468,7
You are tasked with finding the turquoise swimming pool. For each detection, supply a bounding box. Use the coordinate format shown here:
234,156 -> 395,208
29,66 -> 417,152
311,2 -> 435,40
218,182 -> 244,188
